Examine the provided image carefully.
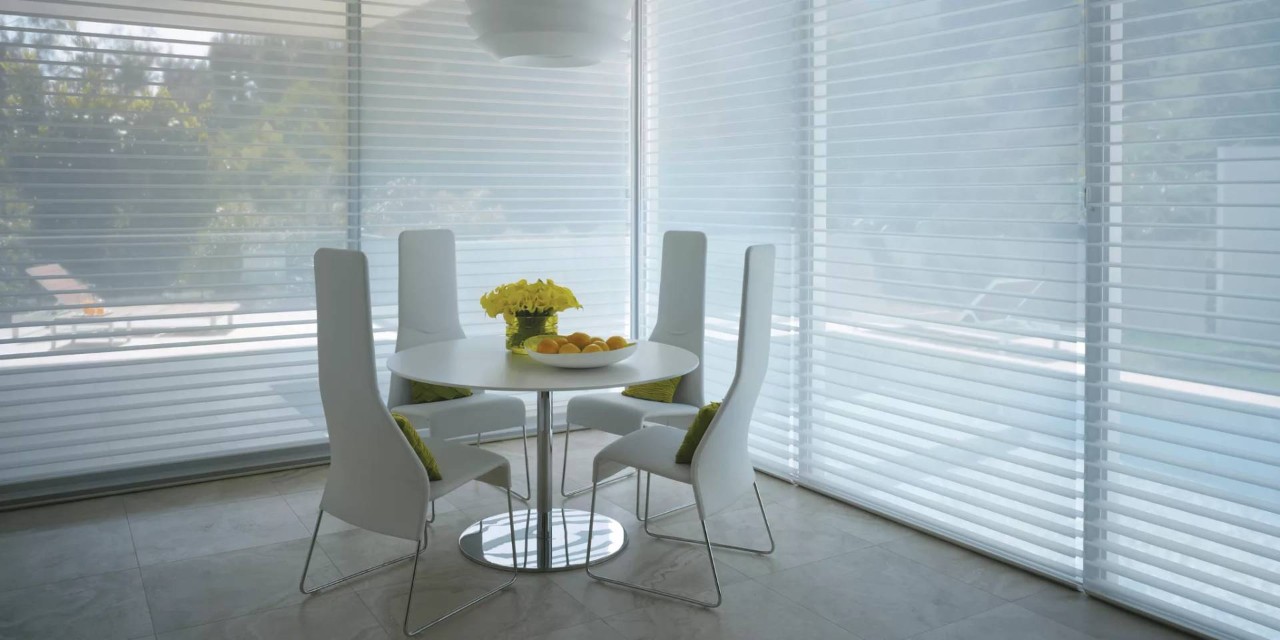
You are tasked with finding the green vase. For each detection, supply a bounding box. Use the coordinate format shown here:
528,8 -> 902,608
506,313 -> 557,354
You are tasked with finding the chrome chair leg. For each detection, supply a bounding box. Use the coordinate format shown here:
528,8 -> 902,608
300,493 -> 520,635
635,471 -> 697,523
559,422 -> 635,498
426,499 -> 435,524
403,490 -> 519,636
505,422 -> 533,502
642,478 -> 776,555
299,510 -> 418,594
468,425 -> 533,503
584,479 -> 723,608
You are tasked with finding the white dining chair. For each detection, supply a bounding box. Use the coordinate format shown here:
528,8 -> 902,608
584,244 -> 777,608
300,248 -> 519,636
559,230 -> 706,502
389,229 -> 532,504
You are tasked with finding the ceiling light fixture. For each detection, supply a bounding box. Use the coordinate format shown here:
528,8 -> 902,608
466,0 -> 632,68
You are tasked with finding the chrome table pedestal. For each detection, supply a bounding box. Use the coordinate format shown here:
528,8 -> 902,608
459,391 -> 627,572
459,507 -> 626,572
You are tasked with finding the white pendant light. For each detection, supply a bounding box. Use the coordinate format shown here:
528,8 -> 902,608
466,0 -> 632,68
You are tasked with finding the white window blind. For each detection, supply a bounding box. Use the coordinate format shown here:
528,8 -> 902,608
645,0 -> 1085,578
808,0 -> 1086,582
645,1 -> 1278,638
358,0 -> 633,408
641,0 -> 806,477
1085,1 -> 1280,638
0,0 -> 632,503
0,2 -> 351,501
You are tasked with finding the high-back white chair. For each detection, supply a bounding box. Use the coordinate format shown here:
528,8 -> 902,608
584,244 -> 777,608
300,248 -> 518,635
559,230 -> 707,499
388,229 -> 532,502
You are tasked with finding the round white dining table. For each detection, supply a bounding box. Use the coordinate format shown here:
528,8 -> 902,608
386,336 -> 699,572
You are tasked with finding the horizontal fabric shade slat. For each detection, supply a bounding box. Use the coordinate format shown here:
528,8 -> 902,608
644,0 -> 1085,582
1085,0 -> 1280,638
0,0 -> 631,499
805,0 -> 1085,583
647,4 -> 1279,636
641,0 -> 801,480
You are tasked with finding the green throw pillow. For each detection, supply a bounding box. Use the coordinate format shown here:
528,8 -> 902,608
675,402 -> 721,464
392,413 -> 443,481
410,381 -> 473,404
622,376 -> 682,403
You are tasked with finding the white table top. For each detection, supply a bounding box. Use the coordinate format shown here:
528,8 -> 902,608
386,337 -> 699,392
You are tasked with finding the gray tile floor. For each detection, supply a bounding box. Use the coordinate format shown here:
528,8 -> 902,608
0,430 -> 1195,640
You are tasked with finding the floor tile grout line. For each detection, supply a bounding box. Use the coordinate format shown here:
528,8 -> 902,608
0,503 -> 143,594
131,530 -> 314,570
350,584 -> 392,639
120,474 -> 283,519
0,565 -> 148,599
533,580 -> 610,639
749,568 -> 873,640
144,543 -> 358,636
123,492 -> 298,528
123,507 -> 160,638
6,435 -> 1175,640
150,588 -> 368,639
749,544 -> 1010,640
354,585 -> 421,639
599,614 -> 630,640
873,534 -> 1042,604
887,532 -> 1067,609
703,576 -> 872,640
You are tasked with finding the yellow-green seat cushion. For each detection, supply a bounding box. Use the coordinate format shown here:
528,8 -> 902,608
410,381 -> 473,404
675,402 -> 720,464
392,412 -> 443,481
621,376 -> 682,403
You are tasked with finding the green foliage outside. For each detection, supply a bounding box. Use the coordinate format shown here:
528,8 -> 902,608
0,18 -> 347,316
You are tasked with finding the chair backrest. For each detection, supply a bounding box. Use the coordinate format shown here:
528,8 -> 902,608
388,229 -> 467,407
691,244 -> 775,519
649,230 -> 707,407
314,248 -> 431,541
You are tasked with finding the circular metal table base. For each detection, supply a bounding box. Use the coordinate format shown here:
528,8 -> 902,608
458,508 -> 626,572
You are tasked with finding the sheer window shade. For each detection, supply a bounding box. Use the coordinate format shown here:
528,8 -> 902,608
644,0 -> 1085,579
0,0 -> 631,502
641,0 -> 805,477
1085,1 -> 1280,638
357,1 -> 632,412
645,0 -> 1277,638
807,0 -> 1086,582
0,2 -> 350,500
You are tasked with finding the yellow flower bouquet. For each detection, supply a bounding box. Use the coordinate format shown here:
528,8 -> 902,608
480,279 -> 582,353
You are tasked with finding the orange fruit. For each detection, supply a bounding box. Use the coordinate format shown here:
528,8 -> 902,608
582,343 -> 604,353
606,336 -> 628,350
590,339 -> 608,350
566,332 -> 591,347
558,343 -> 581,354
536,338 -> 560,354
554,336 -> 569,346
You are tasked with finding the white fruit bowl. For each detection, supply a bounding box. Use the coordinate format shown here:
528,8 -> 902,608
523,336 -> 637,369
